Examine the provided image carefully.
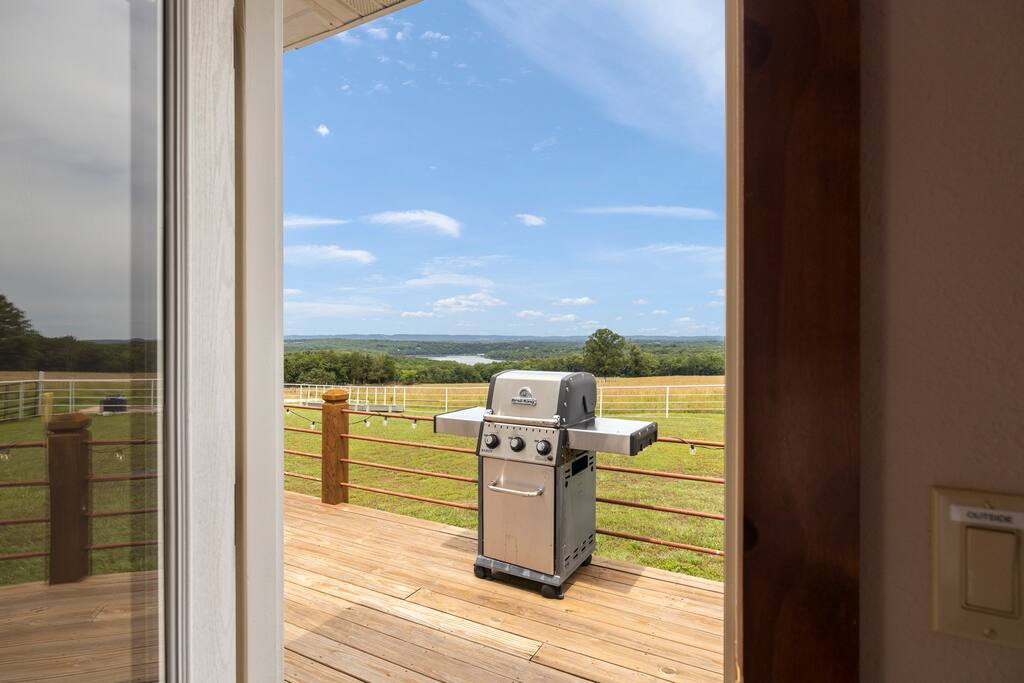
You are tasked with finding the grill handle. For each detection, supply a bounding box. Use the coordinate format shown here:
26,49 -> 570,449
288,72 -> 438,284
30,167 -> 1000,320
487,480 -> 545,497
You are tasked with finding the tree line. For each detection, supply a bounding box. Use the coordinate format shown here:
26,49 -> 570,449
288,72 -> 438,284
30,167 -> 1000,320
285,328 -> 724,385
0,295 -> 155,372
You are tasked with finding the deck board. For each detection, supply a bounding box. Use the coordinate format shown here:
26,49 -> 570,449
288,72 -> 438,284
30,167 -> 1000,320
0,491 -> 724,681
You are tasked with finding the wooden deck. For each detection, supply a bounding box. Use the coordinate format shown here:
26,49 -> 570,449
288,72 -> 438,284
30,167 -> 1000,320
0,491 -> 724,682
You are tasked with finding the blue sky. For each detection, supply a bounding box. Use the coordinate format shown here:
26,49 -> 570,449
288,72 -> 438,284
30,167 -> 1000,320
283,0 -> 724,337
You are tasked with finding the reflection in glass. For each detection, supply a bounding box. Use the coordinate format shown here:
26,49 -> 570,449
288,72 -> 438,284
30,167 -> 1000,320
0,1 -> 163,679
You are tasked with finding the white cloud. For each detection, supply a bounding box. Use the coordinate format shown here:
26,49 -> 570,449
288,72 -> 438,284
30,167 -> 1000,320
432,291 -> 504,312
635,243 -> 724,258
531,135 -> 557,152
396,30 -> 408,41
515,213 -> 546,227
401,310 -> 436,318
365,210 -> 462,237
576,205 -> 717,220
377,56 -> 390,63
284,245 -> 376,265
315,124 -> 330,136
339,84 -> 352,94
403,272 -> 493,288
365,26 -> 389,40
283,288 -> 303,296
421,30 -> 450,41
465,0 -> 724,150
516,309 -> 579,323
438,255 -> 503,268
710,288 -> 725,297
334,31 -> 360,45
555,296 -> 594,306
632,298 -> 649,305
369,81 -> 390,94
651,309 -> 669,315
283,214 -> 349,228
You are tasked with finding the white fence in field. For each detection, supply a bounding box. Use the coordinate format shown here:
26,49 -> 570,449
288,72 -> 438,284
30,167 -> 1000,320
284,382 -> 725,417
0,377 -> 160,422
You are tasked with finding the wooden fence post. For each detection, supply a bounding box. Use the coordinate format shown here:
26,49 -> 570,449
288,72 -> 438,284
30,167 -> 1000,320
321,389 -> 349,504
47,412 -> 91,584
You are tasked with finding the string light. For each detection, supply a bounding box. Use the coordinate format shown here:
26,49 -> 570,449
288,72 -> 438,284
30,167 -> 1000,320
0,449 -> 9,462
411,420 -> 417,430
115,450 -> 125,462
689,444 -> 696,456
382,416 -> 388,427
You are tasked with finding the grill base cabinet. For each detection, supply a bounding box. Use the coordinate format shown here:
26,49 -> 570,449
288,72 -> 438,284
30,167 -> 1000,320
435,370 -> 657,599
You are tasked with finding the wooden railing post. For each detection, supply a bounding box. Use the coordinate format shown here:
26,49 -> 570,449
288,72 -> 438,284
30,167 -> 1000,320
47,412 -> 91,584
321,389 -> 349,504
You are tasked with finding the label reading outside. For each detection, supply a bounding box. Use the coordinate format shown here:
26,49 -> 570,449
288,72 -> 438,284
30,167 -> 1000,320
950,504 -> 1024,530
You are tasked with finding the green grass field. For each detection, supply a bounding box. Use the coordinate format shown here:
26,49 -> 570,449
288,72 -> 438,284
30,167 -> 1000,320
0,414 -> 158,586
284,403 -> 725,580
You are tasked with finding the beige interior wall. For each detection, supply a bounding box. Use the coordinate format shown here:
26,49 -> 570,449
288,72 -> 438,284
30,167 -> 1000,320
861,1 -> 1024,680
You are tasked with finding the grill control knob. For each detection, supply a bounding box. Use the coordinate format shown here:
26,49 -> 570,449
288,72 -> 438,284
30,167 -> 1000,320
483,433 -> 500,449
509,436 -> 526,452
535,440 -> 552,456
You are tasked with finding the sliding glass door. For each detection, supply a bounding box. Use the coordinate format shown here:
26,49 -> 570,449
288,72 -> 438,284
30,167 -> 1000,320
0,1 -> 165,679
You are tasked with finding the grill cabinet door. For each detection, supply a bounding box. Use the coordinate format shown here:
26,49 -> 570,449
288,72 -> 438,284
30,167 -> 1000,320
481,458 -> 555,575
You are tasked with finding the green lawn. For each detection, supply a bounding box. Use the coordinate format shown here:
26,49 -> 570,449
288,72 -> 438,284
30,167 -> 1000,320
0,414 -> 158,586
285,405 -> 725,581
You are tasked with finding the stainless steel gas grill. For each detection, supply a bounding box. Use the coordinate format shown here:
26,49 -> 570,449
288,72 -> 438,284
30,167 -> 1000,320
434,370 -> 658,599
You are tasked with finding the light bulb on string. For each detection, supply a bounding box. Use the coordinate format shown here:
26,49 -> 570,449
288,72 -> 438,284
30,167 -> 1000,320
411,420 -> 417,430
689,444 -> 696,456
382,416 -> 388,428
0,449 -> 9,462
116,450 -> 125,462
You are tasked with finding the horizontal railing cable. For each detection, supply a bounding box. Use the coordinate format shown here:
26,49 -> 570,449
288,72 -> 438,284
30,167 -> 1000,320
338,482 -> 477,511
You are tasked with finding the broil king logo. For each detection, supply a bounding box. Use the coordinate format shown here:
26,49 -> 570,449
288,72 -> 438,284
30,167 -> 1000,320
511,386 -> 537,406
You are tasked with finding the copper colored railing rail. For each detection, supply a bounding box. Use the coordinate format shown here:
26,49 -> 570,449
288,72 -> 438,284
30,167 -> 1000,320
0,423 -> 158,580
284,393 -> 726,557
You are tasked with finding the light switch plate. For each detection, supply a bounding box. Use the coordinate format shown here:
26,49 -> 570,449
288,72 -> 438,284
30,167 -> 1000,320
932,487 -> 1024,647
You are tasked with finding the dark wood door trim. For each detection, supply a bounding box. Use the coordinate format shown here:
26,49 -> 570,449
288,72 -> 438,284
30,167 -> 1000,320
741,1 -> 860,680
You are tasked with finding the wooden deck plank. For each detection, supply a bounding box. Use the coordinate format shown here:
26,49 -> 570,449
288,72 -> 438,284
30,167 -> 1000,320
284,564 -> 543,659
284,582 -> 585,683
284,621 -> 436,683
286,597 -> 515,683
410,588 -> 721,682
0,496 -> 723,682
284,533 -> 724,655
284,649 -> 362,683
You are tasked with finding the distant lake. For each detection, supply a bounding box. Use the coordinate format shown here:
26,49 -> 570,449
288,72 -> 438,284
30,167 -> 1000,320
418,354 -> 496,365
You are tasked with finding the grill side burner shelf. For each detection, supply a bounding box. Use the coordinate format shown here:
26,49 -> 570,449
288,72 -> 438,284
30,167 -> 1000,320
434,370 -> 658,599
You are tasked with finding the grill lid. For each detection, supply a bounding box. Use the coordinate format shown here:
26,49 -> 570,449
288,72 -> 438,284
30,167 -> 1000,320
485,370 -> 596,427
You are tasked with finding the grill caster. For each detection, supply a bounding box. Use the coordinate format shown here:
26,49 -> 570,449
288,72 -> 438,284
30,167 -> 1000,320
473,565 -> 491,580
581,555 -> 592,567
540,584 -> 564,600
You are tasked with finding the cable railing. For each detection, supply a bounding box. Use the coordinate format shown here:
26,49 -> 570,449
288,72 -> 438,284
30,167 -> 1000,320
0,415 -> 158,582
283,388 -> 725,558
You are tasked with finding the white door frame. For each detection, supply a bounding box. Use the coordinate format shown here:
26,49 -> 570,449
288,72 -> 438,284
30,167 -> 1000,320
228,1 -> 740,680
235,1 -> 285,681
166,0 -> 243,678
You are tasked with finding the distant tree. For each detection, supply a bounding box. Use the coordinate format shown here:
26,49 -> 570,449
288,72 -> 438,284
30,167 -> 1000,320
296,367 -> 335,385
582,328 -> 627,377
0,294 -> 38,370
624,343 -> 654,377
